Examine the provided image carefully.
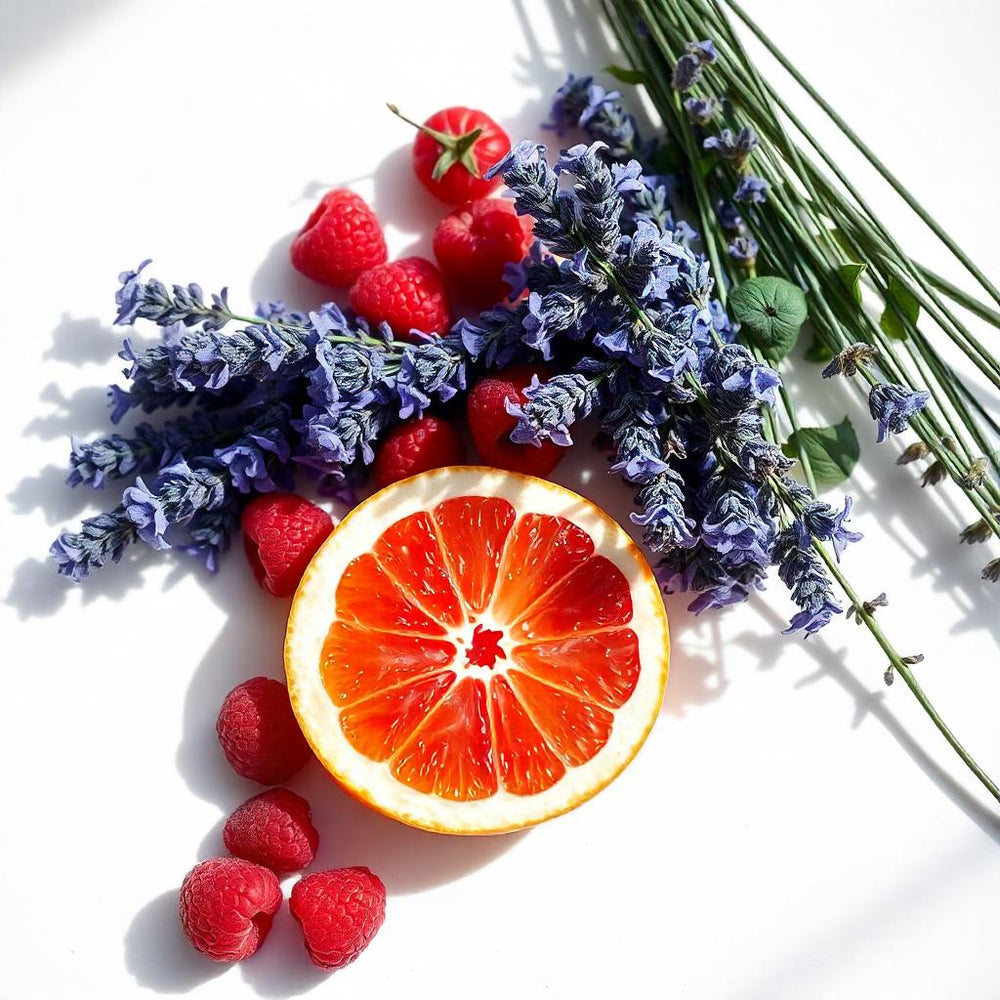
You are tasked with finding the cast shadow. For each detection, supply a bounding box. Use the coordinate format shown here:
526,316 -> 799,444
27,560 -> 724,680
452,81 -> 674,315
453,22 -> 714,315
659,602 -> 729,717
783,359 -> 1000,641
3,550 -> 180,621
735,597 -> 1000,844
0,0 -> 126,83
368,144 -> 443,251
123,890 -> 228,994
9,464 -> 97,525
249,231 -> 341,317
42,313 -> 122,365
24,382 -> 114,441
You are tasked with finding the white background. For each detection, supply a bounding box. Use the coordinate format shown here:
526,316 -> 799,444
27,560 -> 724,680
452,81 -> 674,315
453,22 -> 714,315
2,1 -> 1000,997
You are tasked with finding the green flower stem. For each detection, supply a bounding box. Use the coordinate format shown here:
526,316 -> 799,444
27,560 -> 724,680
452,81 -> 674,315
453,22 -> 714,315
811,534 -> 1000,804
919,266 -> 1000,329
719,0 -> 1000,311
707,1 -> 1000,381
665,0 -> 1000,387
603,0 -> 1000,805
751,201 -> 1000,534
654,0 -> 1000,479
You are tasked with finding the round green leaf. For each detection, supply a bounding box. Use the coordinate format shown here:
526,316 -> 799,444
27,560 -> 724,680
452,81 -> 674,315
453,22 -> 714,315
781,416 -> 860,492
729,276 -> 808,361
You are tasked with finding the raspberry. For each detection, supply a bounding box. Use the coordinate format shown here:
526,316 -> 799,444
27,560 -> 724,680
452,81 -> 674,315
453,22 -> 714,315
390,104 -> 510,204
372,415 -> 466,489
223,788 -> 319,875
241,492 -> 333,597
349,257 -> 451,340
217,677 -> 312,785
433,198 -> 533,306
289,867 -> 387,971
466,364 -> 565,477
290,189 -> 387,287
179,857 -> 282,963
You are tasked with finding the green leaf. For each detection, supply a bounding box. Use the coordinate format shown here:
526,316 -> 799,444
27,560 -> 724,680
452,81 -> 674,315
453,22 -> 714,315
879,276 -> 920,341
803,334 -> 834,363
829,228 -> 855,258
603,64 -> 648,85
729,276 -> 809,361
782,416 -> 860,491
837,262 -> 867,305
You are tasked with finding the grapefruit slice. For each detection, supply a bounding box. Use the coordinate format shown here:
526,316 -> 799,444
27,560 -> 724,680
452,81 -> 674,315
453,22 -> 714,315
285,467 -> 669,834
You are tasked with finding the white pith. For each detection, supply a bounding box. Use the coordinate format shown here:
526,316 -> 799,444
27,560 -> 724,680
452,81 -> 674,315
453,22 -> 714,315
285,466 -> 669,835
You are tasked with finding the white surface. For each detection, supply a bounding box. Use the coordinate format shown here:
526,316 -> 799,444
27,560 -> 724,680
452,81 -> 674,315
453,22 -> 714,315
1,1 -> 999,998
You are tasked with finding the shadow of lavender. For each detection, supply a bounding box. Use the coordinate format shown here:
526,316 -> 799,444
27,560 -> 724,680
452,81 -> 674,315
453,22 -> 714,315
735,596 -> 1000,845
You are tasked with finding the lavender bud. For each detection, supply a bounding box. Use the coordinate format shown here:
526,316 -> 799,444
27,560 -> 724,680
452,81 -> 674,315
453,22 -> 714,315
959,457 -> 988,489
920,461 -> 947,487
960,516 -> 995,544
896,441 -> 930,465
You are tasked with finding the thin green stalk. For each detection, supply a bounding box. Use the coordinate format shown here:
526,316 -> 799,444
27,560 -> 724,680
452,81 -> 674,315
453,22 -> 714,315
920,266 -> 1000,329
682,0 -> 1000,386
719,0 -> 1000,311
812,538 -> 1000,803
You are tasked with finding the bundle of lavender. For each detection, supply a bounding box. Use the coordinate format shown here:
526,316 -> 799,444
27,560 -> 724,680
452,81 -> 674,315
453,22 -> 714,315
601,0 -> 1000,579
49,71 -> 998,798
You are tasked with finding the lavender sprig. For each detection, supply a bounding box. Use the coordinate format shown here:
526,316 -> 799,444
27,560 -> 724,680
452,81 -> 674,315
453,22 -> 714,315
68,410 -> 235,488
115,260 -> 237,331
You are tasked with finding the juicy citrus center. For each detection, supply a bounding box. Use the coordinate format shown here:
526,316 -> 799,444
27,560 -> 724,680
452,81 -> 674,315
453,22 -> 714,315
319,495 -> 642,802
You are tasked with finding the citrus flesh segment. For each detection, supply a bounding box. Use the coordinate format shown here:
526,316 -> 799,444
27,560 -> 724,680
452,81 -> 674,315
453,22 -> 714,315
286,467 -> 669,835
320,621 -> 456,707
371,511 -> 465,628
390,677 -> 498,801
335,552 -> 445,636
491,513 -> 595,625
339,671 -> 457,762
510,630 -> 641,710
431,496 -> 515,614
508,555 -> 633,643
506,668 -> 614,767
489,675 -> 567,796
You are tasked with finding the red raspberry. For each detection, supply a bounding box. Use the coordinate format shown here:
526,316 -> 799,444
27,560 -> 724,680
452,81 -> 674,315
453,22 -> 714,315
389,104 -> 510,204
290,189 -> 387,287
223,788 -> 319,875
433,198 -> 533,306
241,492 -> 333,597
217,677 -> 312,785
179,857 -> 282,963
290,867 -> 386,971
372,415 -> 466,489
467,364 -> 565,477
349,257 -> 451,340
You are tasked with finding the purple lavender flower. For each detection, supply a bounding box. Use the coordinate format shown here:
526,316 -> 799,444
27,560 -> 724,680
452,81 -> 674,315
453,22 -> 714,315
114,260 -> 234,331
716,200 -> 744,232
215,428 -> 291,494
507,368 -> 609,447
868,382 -> 931,442
672,54 -> 703,91
687,40 -> 718,63
545,74 -> 598,135
684,97 -> 721,125
734,175 -> 770,204
50,510 -> 136,582
704,127 -> 759,165
829,496 -> 864,560
121,478 -> 170,549
773,527 -> 843,635
727,235 -> 758,264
